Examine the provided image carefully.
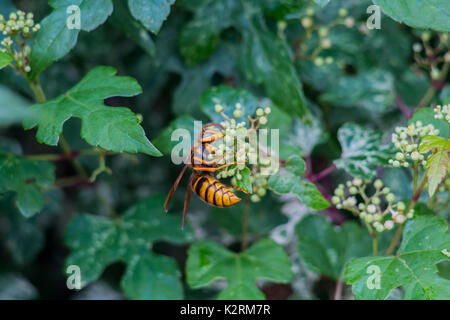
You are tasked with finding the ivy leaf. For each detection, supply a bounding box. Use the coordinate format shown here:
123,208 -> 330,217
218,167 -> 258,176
186,238 -> 292,299
0,51 -> 12,69
296,214 -> 373,279
334,123 -> 393,180
235,166 -> 252,194
0,152 -> 54,217
419,135 -> 450,197
30,0 -> 114,79
269,155 -> 330,210
200,85 -> 257,126
64,194 -> 193,299
345,216 -> 450,300
320,70 -> 395,113
23,66 -> 162,156
283,106 -> 328,157
373,0 -> 450,32
120,252 -> 182,300
128,0 -> 175,34
240,16 -> 308,120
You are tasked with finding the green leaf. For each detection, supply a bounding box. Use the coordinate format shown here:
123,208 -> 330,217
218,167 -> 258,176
29,0 -> 113,78
283,107 -> 328,157
178,0 -> 239,65
200,85 -> 257,125
296,214 -> 373,279
373,0 -> 450,32
128,0 -> 175,34
0,152 -> 54,217
120,252 -> 182,300
334,123 -> 393,180
269,155 -> 330,210
186,238 -> 292,299
23,66 -> 162,156
419,135 -> 450,197
110,0 -> 156,56
235,166 -> 252,193
0,85 -> 29,127
172,49 -> 235,116
240,16 -> 307,120
64,194 -> 193,298
0,51 -> 12,69
409,108 -> 449,138
345,216 -> 450,300
320,70 -> 395,113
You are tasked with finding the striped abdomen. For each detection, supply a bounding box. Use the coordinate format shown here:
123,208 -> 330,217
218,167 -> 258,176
191,175 -> 241,207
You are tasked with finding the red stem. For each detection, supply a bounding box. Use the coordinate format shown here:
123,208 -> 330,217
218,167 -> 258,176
310,164 -> 337,182
394,93 -> 412,119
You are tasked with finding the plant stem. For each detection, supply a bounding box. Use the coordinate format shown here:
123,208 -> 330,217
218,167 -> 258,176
310,163 -> 337,182
241,196 -> 250,252
386,174 -> 427,255
334,278 -> 343,300
28,77 -> 46,103
394,93 -> 412,119
372,232 -> 378,256
59,135 -> 88,180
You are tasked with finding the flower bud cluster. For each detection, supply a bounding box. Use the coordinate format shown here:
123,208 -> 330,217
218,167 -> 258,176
212,104 -> 278,201
0,11 -> 39,75
434,104 -> 450,124
332,178 -> 414,232
388,121 -> 439,168
299,7 -> 354,66
0,11 -> 40,37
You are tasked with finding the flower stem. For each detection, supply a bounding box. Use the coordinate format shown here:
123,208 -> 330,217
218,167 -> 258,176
241,196 -> 250,252
333,278 -> 343,300
372,232 -> 378,256
386,174 -> 427,255
310,163 -> 337,182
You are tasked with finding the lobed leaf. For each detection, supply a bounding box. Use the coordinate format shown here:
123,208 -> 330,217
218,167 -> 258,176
345,216 -> 450,299
0,152 -> 54,217
334,123 -> 393,180
64,194 -> 194,298
23,66 -> 162,156
186,238 -> 292,299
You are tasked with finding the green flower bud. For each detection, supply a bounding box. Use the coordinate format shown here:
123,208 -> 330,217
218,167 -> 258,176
332,196 -> 340,204
256,108 -> 264,117
374,179 -> 383,189
386,193 -> 395,202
